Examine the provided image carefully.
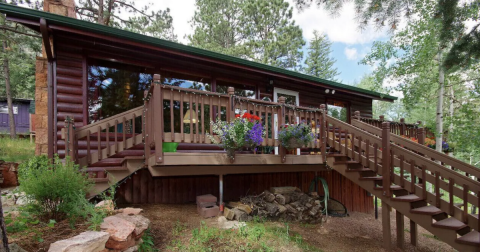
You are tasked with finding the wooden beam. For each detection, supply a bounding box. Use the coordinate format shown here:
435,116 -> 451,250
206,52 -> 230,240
410,220 -> 417,246
382,202 -> 392,251
396,210 -> 404,249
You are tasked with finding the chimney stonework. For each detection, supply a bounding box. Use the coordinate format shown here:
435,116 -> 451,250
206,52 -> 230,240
34,0 -> 76,155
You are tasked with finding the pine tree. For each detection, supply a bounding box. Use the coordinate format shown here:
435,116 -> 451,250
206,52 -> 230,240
189,0 -> 305,70
303,31 -> 339,81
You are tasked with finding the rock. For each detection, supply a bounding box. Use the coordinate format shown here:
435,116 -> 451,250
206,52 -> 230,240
217,218 -> 246,230
95,200 -> 114,212
123,245 -> 139,252
9,243 -> 28,252
48,231 -> 109,252
101,216 -> 136,250
118,207 -> 143,216
114,214 -> 150,239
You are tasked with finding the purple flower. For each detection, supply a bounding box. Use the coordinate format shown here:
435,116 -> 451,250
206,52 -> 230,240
246,123 -> 264,147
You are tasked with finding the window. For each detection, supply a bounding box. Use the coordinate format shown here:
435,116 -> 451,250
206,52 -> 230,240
273,88 -> 299,105
0,105 -> 18,114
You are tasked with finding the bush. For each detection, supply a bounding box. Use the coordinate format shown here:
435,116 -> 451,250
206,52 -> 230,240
18,155 -> 93,221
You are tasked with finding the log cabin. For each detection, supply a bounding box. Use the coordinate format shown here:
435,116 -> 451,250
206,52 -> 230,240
1,3 -> 479,250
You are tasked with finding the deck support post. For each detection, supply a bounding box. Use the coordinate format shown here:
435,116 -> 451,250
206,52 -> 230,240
410,220 -> 417,246
396,210 -> 404,249
152,74 -> 163,165
219,174 -> 224,212
382,202 -> 392,251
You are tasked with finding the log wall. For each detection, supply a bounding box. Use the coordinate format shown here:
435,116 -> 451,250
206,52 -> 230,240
115,169 -> 374,213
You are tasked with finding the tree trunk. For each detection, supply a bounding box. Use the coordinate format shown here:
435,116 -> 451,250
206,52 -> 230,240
448,83 -> 454,139
98,0 -> 104,24
2,41 -> 16,139
436,50 -> 444,152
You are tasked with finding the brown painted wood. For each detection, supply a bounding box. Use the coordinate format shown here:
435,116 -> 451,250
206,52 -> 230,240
382,202 -> 392,250
410,220 -> 417,246
396,210 -> 404,249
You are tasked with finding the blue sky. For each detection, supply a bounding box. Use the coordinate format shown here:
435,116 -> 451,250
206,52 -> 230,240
114,0 -> 390,86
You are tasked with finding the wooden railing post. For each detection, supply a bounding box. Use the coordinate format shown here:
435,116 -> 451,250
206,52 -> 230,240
279,97 -> 286,163
152,74 -> 163,164
416,121 -> 422,140
64,115 -> 76,163
382,121 -> 391,197
320,104 -> 327,162
400,118 -> 406,136
354,110 -> 361,121
417,127 -> 425,145
228,87 -> 235,122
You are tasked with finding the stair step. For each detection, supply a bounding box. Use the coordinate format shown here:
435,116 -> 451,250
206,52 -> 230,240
359,176 -> 383,181
432,217 -> 468,230
333,161 -> 358,165
456,230 -> 480,246
85,166 -> 127,172
92,177 -> 109,183
91,158 -> 124,167
410,205 -> 443,215
327,153 -> 346,157
374,185 -> 404,191
346,168 -> 372,173
391,194 -> 423,202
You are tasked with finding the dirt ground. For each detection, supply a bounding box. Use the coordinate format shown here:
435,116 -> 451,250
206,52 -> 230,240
128,204 -> 455,252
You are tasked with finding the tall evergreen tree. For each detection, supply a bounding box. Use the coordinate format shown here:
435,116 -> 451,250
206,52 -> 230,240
303,30 -> 339,81
189,0 -> 305,70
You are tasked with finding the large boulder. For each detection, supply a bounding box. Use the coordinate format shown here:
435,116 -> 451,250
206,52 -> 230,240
100,216 -> 136,250
114,214 -> 150,239
48,231 -> 109,252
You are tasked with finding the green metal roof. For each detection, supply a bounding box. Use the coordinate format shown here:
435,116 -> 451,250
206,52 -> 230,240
0,3 -> 396,101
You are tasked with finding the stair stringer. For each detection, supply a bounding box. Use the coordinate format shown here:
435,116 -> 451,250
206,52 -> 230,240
90,158 -> 145,196
327,157 -> 477,252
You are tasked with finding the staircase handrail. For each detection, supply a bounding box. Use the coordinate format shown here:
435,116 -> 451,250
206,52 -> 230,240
351,118 -> 480,179
75,106 -> 144,138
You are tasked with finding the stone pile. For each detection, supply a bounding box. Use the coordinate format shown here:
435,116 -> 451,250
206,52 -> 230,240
196,194 -> 219,218
48,203 -> 151,252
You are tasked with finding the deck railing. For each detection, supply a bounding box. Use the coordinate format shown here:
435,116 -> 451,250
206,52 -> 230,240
143,74 -> 327,165
357,114 -> 435,139
327,113 -> 479,231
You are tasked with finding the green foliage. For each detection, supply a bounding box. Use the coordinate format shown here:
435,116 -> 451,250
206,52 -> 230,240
139,229 -> 158,252
0,137 -> 35,162
18,155 -> 93,221
304,30 -> 340,81
189,0 -> 305,70
76,0 -> 176,40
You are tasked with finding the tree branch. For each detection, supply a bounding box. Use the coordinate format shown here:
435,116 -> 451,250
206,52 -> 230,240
0,26 -> 41,38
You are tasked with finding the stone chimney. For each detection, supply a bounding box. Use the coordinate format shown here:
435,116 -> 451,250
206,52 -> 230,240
34,0 -> 76,155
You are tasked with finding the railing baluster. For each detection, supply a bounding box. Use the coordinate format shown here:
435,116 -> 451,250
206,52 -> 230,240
97,126 -> 101,161
365,139 -> 370,168
114,120 -> 118,154
180,91 -> 184,142
400,155 -> 404,187
170,88 -> 174,142
449,178 -> 454,215
87,130 -> 91,165
435,171 -> 440,208
344,129 -> 348,156
106,123 -> 110,157
209,95 -> 213,136
195,94 -> 200,143
358,136 -> 363,165
122,117 -> 126,150
410,160 -> 416,193
217,95 -> 221,122
270,106 -> 275,146
373,143 -> 378,173
421,165 -> 427,200
132,113 -> 136,145
190,93 -> 193,143
463,184 -> 469,224
351,132 -> 355,161
201,95 -> 205,143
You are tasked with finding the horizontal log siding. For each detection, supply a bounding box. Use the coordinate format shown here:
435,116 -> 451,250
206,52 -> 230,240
115,169 -> 374,213
55,42 -> 85,157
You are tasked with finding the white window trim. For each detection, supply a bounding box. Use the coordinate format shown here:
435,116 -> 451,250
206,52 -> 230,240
273,87 -> 300,155
273,87 -> 299,105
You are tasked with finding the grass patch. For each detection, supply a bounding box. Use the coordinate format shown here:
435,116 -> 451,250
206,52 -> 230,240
167,221 -> 321,252
0,137 -> 35,163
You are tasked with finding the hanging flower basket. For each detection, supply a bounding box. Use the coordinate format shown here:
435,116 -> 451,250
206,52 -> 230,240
278,121 -> 316,151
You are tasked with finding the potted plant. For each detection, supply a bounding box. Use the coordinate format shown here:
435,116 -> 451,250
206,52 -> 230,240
278,121 -> 316,150
208,113 -> 265,161
162,142 -> 179,152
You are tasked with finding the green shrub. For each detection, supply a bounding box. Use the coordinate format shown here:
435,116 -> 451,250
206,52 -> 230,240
18,155 -> 93,221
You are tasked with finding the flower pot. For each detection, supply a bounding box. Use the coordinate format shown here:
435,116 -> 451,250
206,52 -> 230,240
163,142 -> 179,152
285,138 -> 303,150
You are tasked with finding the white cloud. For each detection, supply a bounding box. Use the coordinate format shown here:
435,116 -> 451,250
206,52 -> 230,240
287,1 -> 388,44
344,47 -> 358,60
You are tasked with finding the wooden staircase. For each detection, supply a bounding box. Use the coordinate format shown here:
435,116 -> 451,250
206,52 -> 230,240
326,115 -> 480,251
